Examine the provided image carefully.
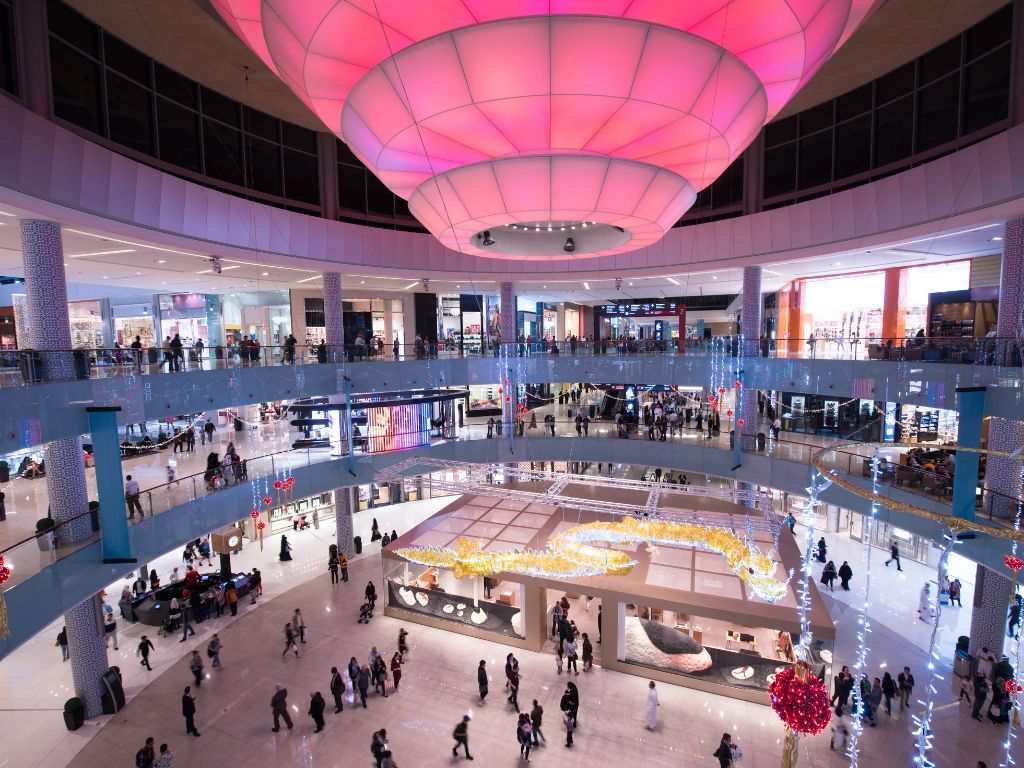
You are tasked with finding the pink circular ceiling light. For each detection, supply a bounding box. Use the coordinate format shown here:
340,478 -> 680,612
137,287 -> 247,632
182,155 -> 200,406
212,0 -> 882,260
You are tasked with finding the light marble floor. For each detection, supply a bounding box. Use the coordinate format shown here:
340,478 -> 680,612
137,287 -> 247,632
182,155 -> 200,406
0,493 -> 1014,768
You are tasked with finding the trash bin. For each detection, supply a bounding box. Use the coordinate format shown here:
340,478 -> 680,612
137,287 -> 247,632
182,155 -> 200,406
73,349 -> 91,380
88,501 -> 100,532
953,649 -> 972,680
100,666 -> 125,714
233,417 -> 243,432
729,429 -> 735,449
589,404 -> 596,419
957,635 -> 970,654
353,535 -> 363,555
147,347 -> 159,365
757,432 -> 767,451
19,349 -> 42,383
215,345 -> 224,360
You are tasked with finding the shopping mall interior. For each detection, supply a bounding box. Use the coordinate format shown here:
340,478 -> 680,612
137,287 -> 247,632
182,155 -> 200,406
2,1 -> 1024,767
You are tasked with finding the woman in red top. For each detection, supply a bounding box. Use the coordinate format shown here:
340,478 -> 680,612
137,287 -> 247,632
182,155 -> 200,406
390,652 -> 403,691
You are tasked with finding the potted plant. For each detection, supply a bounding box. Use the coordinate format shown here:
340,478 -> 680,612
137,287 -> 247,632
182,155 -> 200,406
0,459 -> 9,483
36,517 -> 55,551
63,697 -> 85,730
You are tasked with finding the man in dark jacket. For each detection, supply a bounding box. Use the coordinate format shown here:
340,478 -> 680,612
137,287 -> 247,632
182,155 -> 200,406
330,666 -> 345,713
271,685 -> 293,731
838,561 -> 854,590
478,660 -> 488,704
309,691 -> 326,732
181,686 -> 200,737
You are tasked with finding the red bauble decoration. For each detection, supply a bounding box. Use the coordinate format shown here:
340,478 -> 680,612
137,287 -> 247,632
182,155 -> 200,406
768,666 -> 832,735
286,477 -> 295,487
1004,679 -> 1023,695
505,396 -> 511,403
726,409 -> 733,417
498,388 -> 503,395
737,418 -> 745,426
263,496 -> 272,506
0,554 -> 10,585
734,380 -> 742,388
273,480 -> 283,490
1005,555 -> 1024,572
718,387 -> 726,395
707,395 -> 716,404
250,510 -> 260,520
256,521 -> 266,531
503,379 -> 509,387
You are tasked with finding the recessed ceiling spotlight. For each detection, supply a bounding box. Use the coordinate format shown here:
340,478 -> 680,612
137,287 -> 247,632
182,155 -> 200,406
712,275 -> 717,279
262,272 -> 269,276
666,277 -> 680,285
581,222 -> 587,228
157,259 -> 167,264
570,225 -> 576,230
582,282 -> 590,290
535,226 -> 540,232
993,236 -> 1003,241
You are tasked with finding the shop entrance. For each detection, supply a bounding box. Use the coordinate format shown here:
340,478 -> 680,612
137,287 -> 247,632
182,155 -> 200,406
546,588 -> 601,666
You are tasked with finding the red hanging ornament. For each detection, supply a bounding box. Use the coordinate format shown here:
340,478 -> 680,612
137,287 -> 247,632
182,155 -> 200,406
0,555 -> 10,586
250,510 -> 259,520
263,496 -> 272,506
734,379 -> 742,388
273,480 -> 283,490
256,521 -> 266,531
503,378 -> 509,388
768,664 -> 831,735
718,387 -> 726,395
1004,678 -> 1023,695
726,409 -> 733,417
737,418 -> 745,426
1005,555 -> 1024,572
505,396 -> 511,403
286,476 -> 295,487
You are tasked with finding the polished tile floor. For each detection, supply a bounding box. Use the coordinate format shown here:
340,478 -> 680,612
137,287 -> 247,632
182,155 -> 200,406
0,491 -> 1014,768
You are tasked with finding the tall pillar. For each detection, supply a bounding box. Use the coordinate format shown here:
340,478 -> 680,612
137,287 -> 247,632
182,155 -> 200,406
11,293 -> 29,348
740,267 -> 761,442
881,268 -> 908,341
335,486 -> 355,557
323,272 -> 344,362
316,133 -> 340,220
64,595 -> 110,718
970,564 -> 1012,660
11,0 -> 52,117
21,220 -> 108,713
984,218 -> 1024,517
499,282 -> 518,432
86,408 -> 133,562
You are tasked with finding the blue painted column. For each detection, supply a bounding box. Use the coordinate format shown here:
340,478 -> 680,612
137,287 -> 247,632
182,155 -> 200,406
86,407 -> 134,563
951,386 -> 986,522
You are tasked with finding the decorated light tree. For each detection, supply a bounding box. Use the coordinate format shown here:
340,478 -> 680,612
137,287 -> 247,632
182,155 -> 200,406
0,553 -> 10,639
768,660 -> 831,768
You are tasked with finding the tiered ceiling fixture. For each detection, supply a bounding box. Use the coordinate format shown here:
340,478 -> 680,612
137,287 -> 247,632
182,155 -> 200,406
213,1 -> 882,260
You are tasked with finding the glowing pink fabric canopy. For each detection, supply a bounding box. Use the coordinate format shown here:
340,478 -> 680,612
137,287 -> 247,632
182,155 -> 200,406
212,0 -> 881,259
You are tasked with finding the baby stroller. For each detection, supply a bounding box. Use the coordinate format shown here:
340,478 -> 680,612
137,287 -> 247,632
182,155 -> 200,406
296,515 -> 311,531
358,601 -> 373,624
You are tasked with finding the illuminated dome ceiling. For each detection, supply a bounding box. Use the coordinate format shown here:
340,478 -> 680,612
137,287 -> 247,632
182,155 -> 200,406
212,1 -> 882,260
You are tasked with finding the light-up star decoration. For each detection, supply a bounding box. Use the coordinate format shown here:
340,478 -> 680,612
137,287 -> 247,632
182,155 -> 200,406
212,0 -> 882,260
396,517 -> 790,602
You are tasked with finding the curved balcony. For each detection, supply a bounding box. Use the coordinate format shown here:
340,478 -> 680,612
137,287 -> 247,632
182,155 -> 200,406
0,416 -> 1012,663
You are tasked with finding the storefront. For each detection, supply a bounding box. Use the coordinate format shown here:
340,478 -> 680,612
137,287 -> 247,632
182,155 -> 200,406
110,297 -> 157,348
159,293 -> 219,347
892,404 -> 959,444
594,298 -> 687,351
777,394 -> 882,440
221,290 -> 291,348
801,272 -> 884,344
69,299 -> 105,349
563,303 -> 582,339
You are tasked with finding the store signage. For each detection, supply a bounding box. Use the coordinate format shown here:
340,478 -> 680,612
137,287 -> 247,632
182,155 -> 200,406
597,299 -> 685,317
883,402 -> 897,443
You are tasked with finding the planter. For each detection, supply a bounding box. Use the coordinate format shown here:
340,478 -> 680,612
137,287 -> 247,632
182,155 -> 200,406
36,518 -> 55,551
88,501 -> 100,533
63,699 -> 84,731
0,461 -> 9,483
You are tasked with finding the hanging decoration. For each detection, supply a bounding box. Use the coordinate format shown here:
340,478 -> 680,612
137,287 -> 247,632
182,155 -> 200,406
395,516 -> 790,601
0,553 -> 10,639
768,661 -> 831,768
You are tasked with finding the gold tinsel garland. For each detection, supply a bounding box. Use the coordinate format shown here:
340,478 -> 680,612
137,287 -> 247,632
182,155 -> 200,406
396,516 -> 789,601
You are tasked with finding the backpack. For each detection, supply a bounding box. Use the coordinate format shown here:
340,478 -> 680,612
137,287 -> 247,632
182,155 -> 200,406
371,733 -> 384,756
135,747 -> 149,768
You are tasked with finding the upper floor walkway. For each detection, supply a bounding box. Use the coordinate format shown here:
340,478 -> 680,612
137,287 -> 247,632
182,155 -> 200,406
0,340 -> 1019,455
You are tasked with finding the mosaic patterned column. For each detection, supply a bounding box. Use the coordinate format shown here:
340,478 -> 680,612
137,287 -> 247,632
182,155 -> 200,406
323,272 -> 344,361
335,486 -> 355,558
740,266 -> 762,440
499,282 -> 518,432
969,564 -> 1011,660
64,595 -> 110,718
44,435 -> 93,544
984,219 -> 1024,517
11,293 -> 29,348
20,219 -> 74,380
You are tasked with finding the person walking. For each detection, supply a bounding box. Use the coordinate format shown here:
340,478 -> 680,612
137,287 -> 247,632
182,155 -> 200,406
181,687 -> 200,737
330,666 -> 345,713
713,733 -> 735,767
207,634 -> 221,668
309,691 -> 326,733
373,654 -> 389,697
125,475 -> 145,520
507,667 -> 521,712
226,584 -> 238,616
390,652 -> 403,691
365,581 -> 377,611
950,578 -> 963,607
885,542 -> 902,570
282,623 -> 300,658
517,713 -> 533,762
881,671 -> 896,715
398,627 -> 409,660
581,633 -> 594,672
138,635 -> 154,670
153,744 -> 174,768
565,637 -> 579,675
189,651 -> 204,687
279,535 -> 293,561
56,626 -> 69,662
560,682 -> 580,727
178,598 -> 195,642
452,714 -> 473,760
551,600 -> 563,638
972,674 -> 990,721
898,666 -> 915,710
357,665 -> 370,708
478,659 -> 488,704
339,552 -> 349,582
530,700 -> 545,745
838,561 -> 853,590
293,608 -> 306,644
328,554 -> 340,584
562,709 -> 575,749
821,560 -> 838,591
271,685 -> 294,732
644,680 -> 659,731
135,737 -> 156,768
372,730 -> 389,768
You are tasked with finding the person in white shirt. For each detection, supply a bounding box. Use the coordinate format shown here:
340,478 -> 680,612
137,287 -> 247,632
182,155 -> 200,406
124,475 -> 144,519
153,743 -> 174,768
